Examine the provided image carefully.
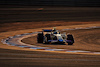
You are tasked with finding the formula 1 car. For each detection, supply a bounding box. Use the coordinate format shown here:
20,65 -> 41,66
37,28 -> 74,45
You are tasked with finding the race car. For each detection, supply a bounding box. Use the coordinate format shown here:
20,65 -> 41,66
37,28 -> 74,45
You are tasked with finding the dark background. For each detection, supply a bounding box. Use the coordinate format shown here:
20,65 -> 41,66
0,0 -> 100,32
0,0 -> 100,7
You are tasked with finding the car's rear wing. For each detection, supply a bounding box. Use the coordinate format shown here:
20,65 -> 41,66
42,29 -> 53,32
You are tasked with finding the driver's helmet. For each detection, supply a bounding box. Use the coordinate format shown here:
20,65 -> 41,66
52,27 -> 56,31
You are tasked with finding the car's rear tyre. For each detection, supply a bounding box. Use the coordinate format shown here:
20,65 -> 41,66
45,34 -> 51,40
37,33 -> 44,43
44,34 -> 51,44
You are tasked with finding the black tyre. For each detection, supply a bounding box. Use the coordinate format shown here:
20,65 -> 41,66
68,42 -> 73,45
37,33 -> 44,43
45,34 -> 51,44
45,34 -> 51,41
67,34 -> 74,45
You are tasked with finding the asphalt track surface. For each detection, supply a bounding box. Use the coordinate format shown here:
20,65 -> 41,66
0,24 -> 100,67
0,48 -> 100,67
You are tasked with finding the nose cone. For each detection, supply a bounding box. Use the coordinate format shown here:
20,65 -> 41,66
58,39 -> 63,42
